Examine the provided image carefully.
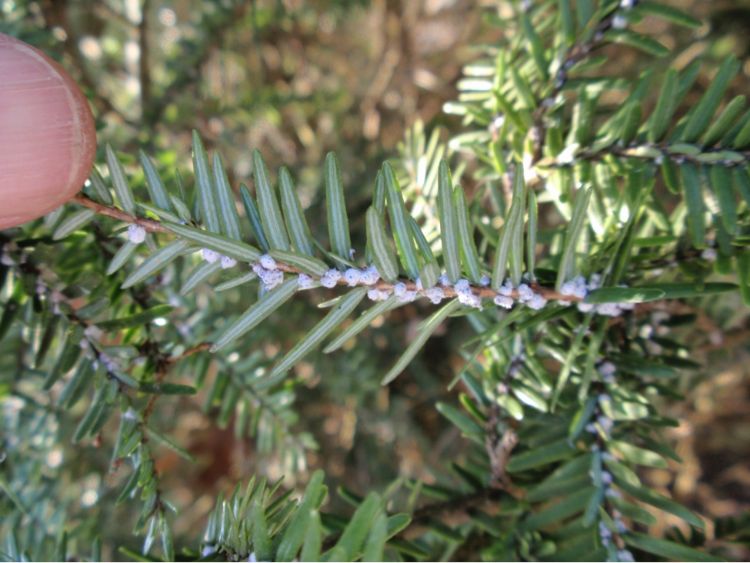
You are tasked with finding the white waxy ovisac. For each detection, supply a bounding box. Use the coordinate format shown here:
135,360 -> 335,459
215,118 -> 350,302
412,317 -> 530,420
259,254 -> 277,271
320,269 -> 342,288
393,282 -> 408,297
526,294 -> 547,310
343,268 -> 361,286
201,248 -> 219,263
454,279 -> 471,295
425,287 -> 444,304
367,288 -> 390,301
517,283 -> 534,302
360,265 -> 380,285
494,295 -> 514,309
398,290 -> 418,303
127,224 -> 146,244
297,273 -> 315,290
220,255 -> 237,269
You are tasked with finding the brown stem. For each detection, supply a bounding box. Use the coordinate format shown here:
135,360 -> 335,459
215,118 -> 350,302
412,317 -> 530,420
485,402 -> 519,491
72,194 -> 169,233
166,342 -> 212,364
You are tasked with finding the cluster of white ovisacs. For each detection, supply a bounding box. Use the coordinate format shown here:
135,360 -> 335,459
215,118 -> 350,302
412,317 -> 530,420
200,248 -> 237,270
559,275 -> 635,317
129,224 -> 237,270
589,362 -> 635,562
212,253 -> 638,318
249,254 -> 283,289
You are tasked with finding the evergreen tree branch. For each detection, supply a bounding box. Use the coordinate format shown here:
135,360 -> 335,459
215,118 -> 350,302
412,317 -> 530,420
70,194 -> 584,303
530,3 -> 624,163
539,143 -> 750,169
2,247 -> 171,527
222,364 -> 311,456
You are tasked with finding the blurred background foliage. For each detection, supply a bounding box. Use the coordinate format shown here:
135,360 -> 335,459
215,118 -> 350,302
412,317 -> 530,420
1,0 -> 750,559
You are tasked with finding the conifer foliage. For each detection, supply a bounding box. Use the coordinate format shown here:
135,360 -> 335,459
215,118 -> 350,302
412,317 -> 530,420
2,1 -> 750,561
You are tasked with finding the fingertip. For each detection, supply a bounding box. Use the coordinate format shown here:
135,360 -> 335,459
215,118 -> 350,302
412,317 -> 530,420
0,32 -> 97,229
